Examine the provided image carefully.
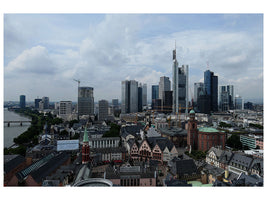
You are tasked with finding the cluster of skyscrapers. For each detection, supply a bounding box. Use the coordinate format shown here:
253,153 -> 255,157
121,80 -> 147,114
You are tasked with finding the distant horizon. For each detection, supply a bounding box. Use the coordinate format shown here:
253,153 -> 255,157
4,14 -> 263,103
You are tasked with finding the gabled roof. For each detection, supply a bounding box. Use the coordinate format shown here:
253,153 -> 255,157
232,173 -> 263,186
230,153 -> 253,168
147,137 -> 174,152
219,151 -> 234,164
207,147 -> 223,159
121,125 -> 144,138
174,159 -> 200,177
4,155 -> 26,174
250,158 -> 263,176
16,152 -> 70,183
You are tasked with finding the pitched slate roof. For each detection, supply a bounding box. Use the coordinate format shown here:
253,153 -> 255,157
121,125 -> 144,138
207,147 -> 223,159
230,153 -> 253,169
250,158 -> 263,176
219,151 -> 234,165
174,159 -> 200,177
147,137 -> 174,151
233,173 -> 263,186
16,152 -> 69,183
4,155 -> 26,174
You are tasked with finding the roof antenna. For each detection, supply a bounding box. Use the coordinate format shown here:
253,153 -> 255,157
206,61 -> 210,70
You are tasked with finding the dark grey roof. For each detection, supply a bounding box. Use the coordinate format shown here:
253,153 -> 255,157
165,179 -> 192,186
202,164 -> 224,176
207,147 -> 223,158
4,155 -> 26,174
147,137 -> 174,151
230,153 -> 253,168
233,173 -> 263,186
121,125 -> 144,138
16,152 -> 70,183
219,151 -> 234,164
174,159 -> 200,177
158,127 -> 187,137
250,158 -> 263,176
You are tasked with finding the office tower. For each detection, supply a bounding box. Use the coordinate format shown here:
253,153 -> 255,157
138,84 -> 143,112
39,101 -> 44,110
244,102 -> 253,110
163,91 -> 173,113
194,82 -> 204,107
112,99 -> 119,107
159,76 -> 171,107
42,97 -> 50,109
198,92 -> 211,114
172,46 -> 189,114
98,99 -> 109,121
142,83 -> 147,106
34,98 -> 42,109
151,85 -> 159,109
235,95 -> 243,110
20,95 -> 26,108
121,80 -> 138,114
152,85 -> 159,100
153,99 -> 162,112
204,70 -> 218,112
78,87 -> 94,116
227,85 -> 234,109
59,101 -> 72,120
219,85 -> 234,111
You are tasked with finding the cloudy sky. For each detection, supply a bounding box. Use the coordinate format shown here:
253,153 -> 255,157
4,14 -> 263,103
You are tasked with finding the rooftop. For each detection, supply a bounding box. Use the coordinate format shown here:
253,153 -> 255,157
198,127 -> 221,133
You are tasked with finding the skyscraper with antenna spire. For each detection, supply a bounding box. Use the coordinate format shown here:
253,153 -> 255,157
172,41 -> 189,114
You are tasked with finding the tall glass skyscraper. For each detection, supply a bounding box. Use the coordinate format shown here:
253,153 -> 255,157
121,80 -> 138,114
78,87 -> 94,116
142,83 -> 147,106
172,45 -> 188,114
204,70 -> 218,112
151,85 -> 159,100
20,95 -> 26,108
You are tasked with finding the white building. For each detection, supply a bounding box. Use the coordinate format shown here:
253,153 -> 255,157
59,101 -> 72,121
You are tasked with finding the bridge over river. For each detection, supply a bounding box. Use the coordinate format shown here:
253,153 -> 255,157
4,120 -> 32,127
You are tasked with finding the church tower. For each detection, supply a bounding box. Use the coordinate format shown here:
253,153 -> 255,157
187,110 -> 198,151
82,127 -> 90,164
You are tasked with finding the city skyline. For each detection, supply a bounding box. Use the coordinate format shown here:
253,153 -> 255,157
4,14 -> 263,103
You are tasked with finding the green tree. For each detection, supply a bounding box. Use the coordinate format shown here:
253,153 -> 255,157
226,134 -> 243,150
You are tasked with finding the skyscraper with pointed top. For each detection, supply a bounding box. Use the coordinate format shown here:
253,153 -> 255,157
172,42 -> 189,114
82,127 -> 90,164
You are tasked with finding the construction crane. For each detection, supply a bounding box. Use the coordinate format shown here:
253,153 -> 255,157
73,79 -> 80,87
73,79 -> 80,120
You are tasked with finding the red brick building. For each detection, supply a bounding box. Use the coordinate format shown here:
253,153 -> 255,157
187,110 -> 226,152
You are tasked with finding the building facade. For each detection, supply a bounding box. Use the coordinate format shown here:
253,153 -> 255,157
98,99 -> 109,121
20,95 -> 26,108
121,80 -> 138,114
59,101 -> 72,121
159,76 -> 171,101
78,87 -> 94,116
194,82 -> 204,108
142,83 -> 147,106
42,97 -> 50,109
172,46 -> 189,114
235,95 -> 243,110
204,70 -> 218,112
138,84 -> 143,112
34,98 -> 42,109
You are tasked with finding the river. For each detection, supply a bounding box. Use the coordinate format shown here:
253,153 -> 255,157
3,108 -> 31,148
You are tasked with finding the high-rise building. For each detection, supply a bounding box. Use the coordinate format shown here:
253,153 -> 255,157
204,70 -> 218,112
42,97 -> 49,109
194,82 -> 204,107
152,85 -> 159,100
142,83 -> 147,106
98,100 -> 109,121
172,46 -> 189,114
78,87 -> 94,116
20,95 -> 26,108
121,80 -> 138,114
34,98 -> 42,109
138,84 -> 143,112
219,85 -> 234,111
163,91 -> 173,113
59,101 -> 72,121
112,99 -> 119,107
235,95 -> 243,110
159,76 -> 171,100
